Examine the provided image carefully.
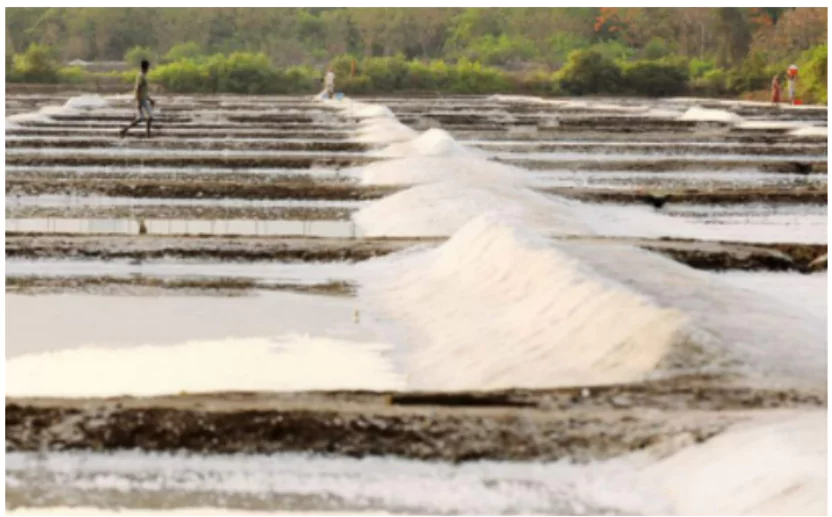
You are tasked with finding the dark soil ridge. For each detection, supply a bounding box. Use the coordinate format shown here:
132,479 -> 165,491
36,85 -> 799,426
477,142 -> 827,157
549,186 -> 828,205
11,121 -> 354,131
7,137 -> 826,158
6,204 -> 355,222
504,157 -> 827,174
5,235 -> 435,263
6,129 -> 354,140
5,154 -> 377,170
5,276 -> 354,297
6,176 -> 827,204
6,178 -> 395,200
5,375 -> 824,461
46,114 -> 325,124
6,234 -> 825,272
6,138 -> 370,153
467,130 -> 829,145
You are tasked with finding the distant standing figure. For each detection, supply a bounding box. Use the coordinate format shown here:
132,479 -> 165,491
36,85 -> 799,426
771,75 -> 781,104
120,59 -> 156,138
786,64 -> 799,104
324,68 -> 335,99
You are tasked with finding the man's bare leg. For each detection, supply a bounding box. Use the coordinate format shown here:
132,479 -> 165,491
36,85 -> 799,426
120,119 -> 141,138
146,118 -> 153,138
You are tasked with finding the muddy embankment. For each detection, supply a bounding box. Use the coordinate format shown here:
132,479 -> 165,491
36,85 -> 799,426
6,176 -> 827,206
6,178 -> 398,201
6,276 -> 354,297
5,138 -> 370,153
6,234 -> 827,274
5,374 -> 825,462
6,205 -> 355,222
6,128 -> 355,140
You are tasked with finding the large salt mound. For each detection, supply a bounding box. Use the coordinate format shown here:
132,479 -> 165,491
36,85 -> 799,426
63,94 -> 109,110
373,128 -> 479,158
355,117 -> 418,144
352,181 -> 588,237
639,410 -> 826,515
354,155 -> 525,186
338,100 -> 395,119
677,107 -> 742,123
358,215 -> 827,390
357,215 -> 684,390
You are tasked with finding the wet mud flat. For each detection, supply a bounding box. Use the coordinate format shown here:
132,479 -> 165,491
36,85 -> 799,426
5,375 -> 825,462
6,276 -> 354,297
6,234 -> 826,272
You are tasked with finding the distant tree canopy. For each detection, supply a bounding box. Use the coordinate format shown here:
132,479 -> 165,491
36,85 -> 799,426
5,8 -> 828,102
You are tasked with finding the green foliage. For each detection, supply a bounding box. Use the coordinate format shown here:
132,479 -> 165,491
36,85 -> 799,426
57,65 -> 88,83
621,59 -> 688,96
163,42 -> 203,63
588,40 -> 634,62
691,68 -> 731,97
462,34 -> 538,66
124,45 -> 155,67
801,44 -> 827,104
149,59 -> 209,93
725,52 -> 770,93
11,43 -> 59,83
362,54 -> 409,91
4,7 -> 827,102
642,36 -> 671,60
547,33 -> 591,66
555,49 -> 623,95
688,57 -> 715,79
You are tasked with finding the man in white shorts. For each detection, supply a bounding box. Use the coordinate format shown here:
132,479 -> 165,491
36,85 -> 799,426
120,59 -> 156,138
324,67 -> 335,99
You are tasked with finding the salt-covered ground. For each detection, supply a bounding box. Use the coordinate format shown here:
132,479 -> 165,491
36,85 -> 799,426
6,91 -> 827,515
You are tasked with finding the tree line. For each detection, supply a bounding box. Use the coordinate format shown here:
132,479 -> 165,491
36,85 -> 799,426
5,8 -> 827,102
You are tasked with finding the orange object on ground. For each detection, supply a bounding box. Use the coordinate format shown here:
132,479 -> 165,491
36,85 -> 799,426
794,99 -> 803,105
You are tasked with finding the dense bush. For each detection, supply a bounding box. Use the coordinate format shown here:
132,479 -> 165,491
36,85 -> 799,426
462,34 -> 538,66
7,40 -> 826,103
725,52 -> 771,94
56,65 -> 88,84
801,44 -> 827,104
11,43 -> 60,83
642,37 -> 672,60
691,68 -> 731,97
125,46 -> 155,67
688,57 -> 716,79
163,42 -> 203,64
621,59 -> 689,96
554,49 -> 623,95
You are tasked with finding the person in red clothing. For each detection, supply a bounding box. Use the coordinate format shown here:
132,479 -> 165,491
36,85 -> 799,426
771,75 -> 781,104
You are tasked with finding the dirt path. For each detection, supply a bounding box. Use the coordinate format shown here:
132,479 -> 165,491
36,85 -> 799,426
6,374 -> 824,462
7,234 -> 826,272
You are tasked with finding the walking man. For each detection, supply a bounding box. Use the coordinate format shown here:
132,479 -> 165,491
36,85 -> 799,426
120,59 -> 156,138
324,67 -> 335,99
